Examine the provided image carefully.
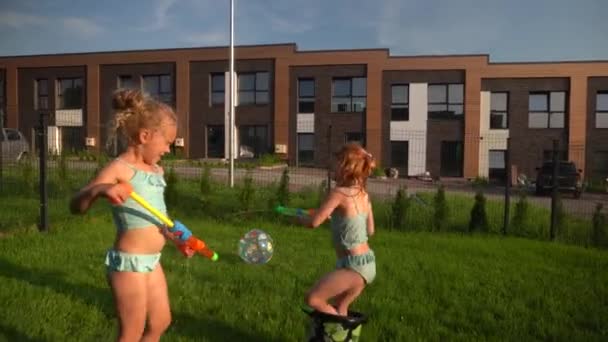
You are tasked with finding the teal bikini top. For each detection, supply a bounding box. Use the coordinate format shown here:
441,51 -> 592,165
111,158 -> 167,232
330,193 -> 369,250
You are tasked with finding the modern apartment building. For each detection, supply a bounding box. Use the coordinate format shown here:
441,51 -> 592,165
1,43 -> 607,182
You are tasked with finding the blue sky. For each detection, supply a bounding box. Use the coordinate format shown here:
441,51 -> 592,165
0,0 -> 607,62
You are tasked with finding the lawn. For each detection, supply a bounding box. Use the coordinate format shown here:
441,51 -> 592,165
0,192 -> 607,341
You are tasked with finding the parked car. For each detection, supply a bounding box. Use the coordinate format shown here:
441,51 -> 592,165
0,127 -> 30,163
535,161 -> 582,198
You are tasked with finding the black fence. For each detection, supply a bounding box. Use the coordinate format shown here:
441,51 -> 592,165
1,113 -> 607,248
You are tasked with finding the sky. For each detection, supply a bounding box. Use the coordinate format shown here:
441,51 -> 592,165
0,0 -> 607,62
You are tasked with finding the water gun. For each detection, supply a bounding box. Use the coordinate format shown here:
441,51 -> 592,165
274,205 -> 316,217
119,183 -> 219,261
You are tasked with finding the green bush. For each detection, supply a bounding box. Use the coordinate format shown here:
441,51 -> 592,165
390,186 -> 411,231
433,184 -> 448,231
165,166 -> 178,207
275,168 -> 290,206
469,191 -> 489,233
592,203 -> 606,248
511,190 -> 530,237
238,171 -> 255,210
199,163 -> 212,195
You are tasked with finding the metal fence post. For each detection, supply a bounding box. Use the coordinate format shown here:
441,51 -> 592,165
38,112 -> 49,232
503,137 -> 511,235
550,139 -> 559,240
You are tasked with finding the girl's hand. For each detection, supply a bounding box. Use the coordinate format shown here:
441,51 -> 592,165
103,183 -> 132,205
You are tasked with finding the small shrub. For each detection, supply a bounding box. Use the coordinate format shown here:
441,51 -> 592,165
258,153 -> 282,167
165,166 -> 178,206
238,171 -> 255,210
390,186 -> 411,231
469,190 -> 489,233
199,163 -> 212,195
276,168 -> 290,206
317,180 -> 329,207
433,184 -> 448,231
511,190 -> 530,237
591,203 -> 606,248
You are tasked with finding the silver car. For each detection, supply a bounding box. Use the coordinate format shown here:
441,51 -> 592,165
1,127 -> 30,162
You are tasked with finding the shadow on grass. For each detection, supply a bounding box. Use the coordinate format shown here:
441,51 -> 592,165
0,322 -> 44,342
0,257 -> 279,341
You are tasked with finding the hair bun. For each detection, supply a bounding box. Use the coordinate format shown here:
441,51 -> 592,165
112,89 -> 145,113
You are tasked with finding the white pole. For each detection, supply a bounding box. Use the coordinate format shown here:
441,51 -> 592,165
229,0 -> 235,187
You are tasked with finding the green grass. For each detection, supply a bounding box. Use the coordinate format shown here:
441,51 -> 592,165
0,193 -> 607,341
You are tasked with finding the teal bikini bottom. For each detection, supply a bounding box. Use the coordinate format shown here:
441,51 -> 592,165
104,249 -> 161,273
336,250 -> 376,284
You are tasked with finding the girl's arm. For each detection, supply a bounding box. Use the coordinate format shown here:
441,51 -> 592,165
69,162 -> 128,214
298,189 -> 342,228
366,196 -> 375,237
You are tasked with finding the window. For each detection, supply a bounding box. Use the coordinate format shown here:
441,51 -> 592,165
594,151 -> 608,176
529,92 -> 566,128
428,84 -> 464,117
0,79 -> 4,107
596,92 -> 608,128
345,132 -> 364,145
118,75 -> 137,89
298,78 -> 315,113
489,150 -> 506,181
490,92 -> 508,129
238,72 -> 269,105
207,125 -> 224,158
57,78 -> 83,109
0,79 -> 4,125
36,79 -> 49,110
297,133 -> 314,165
239,125 -> 268,158
390,141 -> 409,176
391,85 -> 409,121
143,74 -> 173,104
331,77 -> 366,113
211,73 -> 225,105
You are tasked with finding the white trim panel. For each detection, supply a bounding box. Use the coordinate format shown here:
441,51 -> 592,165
297,113 -> 314,133
479,91 -> 510,177
390,83 -> 428,176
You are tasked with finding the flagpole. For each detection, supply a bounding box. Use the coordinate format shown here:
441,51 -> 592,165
229,0 -> 235,187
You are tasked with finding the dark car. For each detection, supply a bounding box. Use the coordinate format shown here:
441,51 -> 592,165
535,161 -> 582,198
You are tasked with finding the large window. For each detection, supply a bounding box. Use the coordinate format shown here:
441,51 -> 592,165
596,92 -> 608,128
594,151 -> 608,177
239,125 -> 268,158
238,72 -> 269,105
36,79 -> 49,110
118,75 -> 137,89
298,78 -> 315,113
57,78 -> 83,109
391,85 -> 409,121
207,125 -> 224,158
331,77 -> 366,113
345,132 -> 364,145
297,133 -> 314,165
0,79 -> 5,124
490,92 -> 508,129
489,150 -> 506,181
143,74 -> 173,104
529,91 -> 566,128
211,73 -> 225,105
428,84 -> 464,117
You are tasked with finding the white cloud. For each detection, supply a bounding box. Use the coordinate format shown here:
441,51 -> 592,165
180,31 -> 226,46
63,18 -> 104,38
138,0 -> 179,32
0,10 -> 48,29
